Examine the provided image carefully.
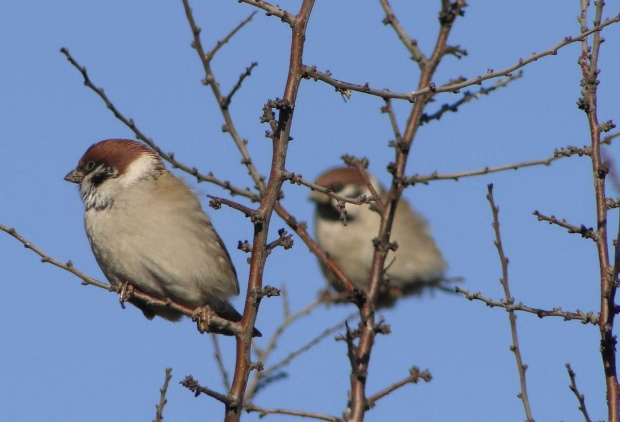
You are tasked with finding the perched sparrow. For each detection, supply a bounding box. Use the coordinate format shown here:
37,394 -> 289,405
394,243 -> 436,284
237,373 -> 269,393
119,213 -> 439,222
310,167 -> 447,307
65,139 -> 259,336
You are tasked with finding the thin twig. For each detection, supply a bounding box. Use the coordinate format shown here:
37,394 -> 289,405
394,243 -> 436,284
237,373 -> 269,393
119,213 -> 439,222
282,170 -> 380,206
223,62 -> 259,108
455,286 -> 598,324
420,72 -> 523,125
487,184 -> 534,421
244,403 -> 342,422
153,368 -> 173,422
378,0 -> 426,65
246,298 -> 324,400
533,210 -> 598,241
205,12 -> 257,62
262,314 -> 357,380
301,15 -> 620,102
406,136 -> 616,185
0,223 -> 110,290
211,334 -> 231,391
237,0 -> 293,25
381,98 -> 403,144
367,366 -> 432,408
566,363 -> 592,422
180,375 -> 231,405
274,203 -> 357,294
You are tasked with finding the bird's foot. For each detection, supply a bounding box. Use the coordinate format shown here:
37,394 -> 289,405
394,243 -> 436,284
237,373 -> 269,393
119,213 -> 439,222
117,281 -> 134,309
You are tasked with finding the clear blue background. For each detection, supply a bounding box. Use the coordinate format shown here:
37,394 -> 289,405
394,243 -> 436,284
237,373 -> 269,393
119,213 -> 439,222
1,1 -> 619,421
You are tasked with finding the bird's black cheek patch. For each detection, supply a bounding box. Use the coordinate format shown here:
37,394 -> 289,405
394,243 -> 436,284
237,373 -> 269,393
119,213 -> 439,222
90,167 -> 116,187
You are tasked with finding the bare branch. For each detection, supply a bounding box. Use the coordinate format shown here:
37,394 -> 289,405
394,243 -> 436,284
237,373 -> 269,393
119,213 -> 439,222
211,334 -> 231,391
205,12 -> 257,62
260,314 -> 357,381
180,375 -> 232,405
181,0 -> 266,192
282,170 -> 380,207
378,0 -> 426,65
274,203 -> 358,294
420,72 -> 523,125
380,98 -> 403,144
222,62 -> 259,108
487,184 -> 534,421
153,368 -> 173,422
577,3 -> 620,418
224,2 -> 317,419
237,0 -> 293,26
301,15 -> 620,102
244,403 -> 342,422
208,195 -> 257,219
347,2 -> 468,420
406,135 -> 617,185
455,286 -> 599,325
533,210 -> 598,241
0,223 -> 110,290
246,298 -> 323,400
367,366 -> 432,408
566,363 -> 592,422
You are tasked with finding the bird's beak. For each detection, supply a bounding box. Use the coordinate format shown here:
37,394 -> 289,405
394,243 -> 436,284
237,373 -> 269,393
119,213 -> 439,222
308,189 -> 330,204
64,168 -> 84,184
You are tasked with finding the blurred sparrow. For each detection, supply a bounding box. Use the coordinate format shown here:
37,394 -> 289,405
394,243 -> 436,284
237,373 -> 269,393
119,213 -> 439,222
310,167 -> 447,306
65,139 -> 259,335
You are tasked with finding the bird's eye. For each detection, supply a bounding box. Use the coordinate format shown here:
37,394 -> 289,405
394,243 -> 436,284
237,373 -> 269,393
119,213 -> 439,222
331,183 -> 344,193
85,161 -> 96,171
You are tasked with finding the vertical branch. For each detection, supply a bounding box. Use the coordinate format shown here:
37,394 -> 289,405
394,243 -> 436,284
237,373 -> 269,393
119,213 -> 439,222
566,363 -> 592,422
348,3 -> 466,420
225,1 -> 316,421
578,2 -> 619,420
487,184 -> 534,421
153,368 -> 173,422
211,333 -> 231,390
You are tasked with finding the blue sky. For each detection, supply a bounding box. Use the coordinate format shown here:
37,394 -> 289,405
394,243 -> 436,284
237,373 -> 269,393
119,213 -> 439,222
1,1 -> 620,421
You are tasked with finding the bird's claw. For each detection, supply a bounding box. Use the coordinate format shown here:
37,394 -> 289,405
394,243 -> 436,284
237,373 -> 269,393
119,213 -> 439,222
192,305 -> 215,334
117,281 -> 134,309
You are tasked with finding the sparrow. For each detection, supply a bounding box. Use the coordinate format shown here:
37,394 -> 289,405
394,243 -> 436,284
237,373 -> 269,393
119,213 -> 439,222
310,167 -> 447,307
65,139 -> 259,336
